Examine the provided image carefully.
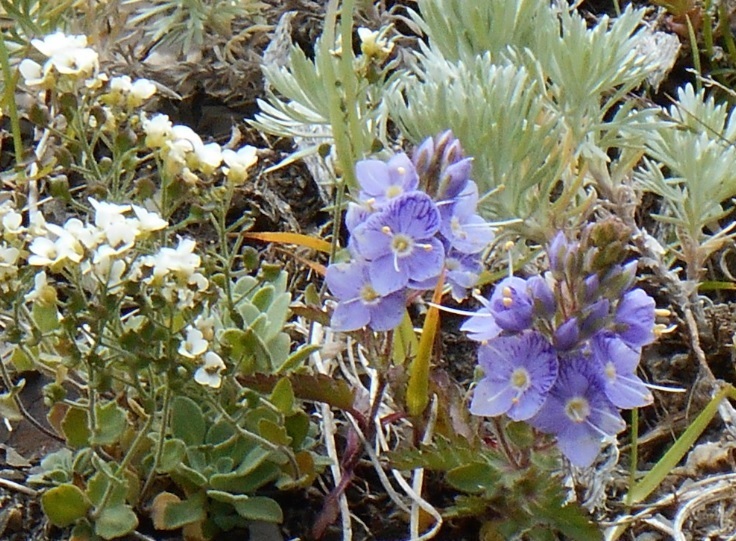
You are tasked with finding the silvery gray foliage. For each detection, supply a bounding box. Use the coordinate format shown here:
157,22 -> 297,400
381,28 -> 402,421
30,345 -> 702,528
635,84 -> 736,280
387,0 -> 676,232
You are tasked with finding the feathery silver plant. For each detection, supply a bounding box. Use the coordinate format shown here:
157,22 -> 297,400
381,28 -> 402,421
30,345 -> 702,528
635,84 -> 736,282
387,0 -> 676,238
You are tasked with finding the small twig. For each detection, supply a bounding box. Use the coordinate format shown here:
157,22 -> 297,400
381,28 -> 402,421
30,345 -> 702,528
0,476 -> 38,497
410,395 -> 439,540
672,479 -> 736,541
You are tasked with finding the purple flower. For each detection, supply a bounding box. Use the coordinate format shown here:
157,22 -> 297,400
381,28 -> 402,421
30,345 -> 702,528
460,304 -> 502,342
351,192 -> 445,295
345,201 -> 372,233
471,331 -> 559,421
356,153 -> 418,206
614,288 -> 655,348
530,356 -> 625,468
444,250 -> 482,301
439,181 -> 494,254
489,276 -> 533,332
591,332 -> 653,409
325,261 -> 406,331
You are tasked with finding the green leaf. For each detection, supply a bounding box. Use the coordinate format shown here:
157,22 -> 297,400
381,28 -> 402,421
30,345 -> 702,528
158,439 -> 187,473
446,463 -> 500,494
61,407 -> 91,448
284,412 -> 310,450
94,504 -> 138,540
41,484 -> 90,527
32,301 -> 59,333
270,377 -> 295,415
171,396 -> 206,446
232,496 -> 283,523
238,373 -> 355,410
258,418 -> 291,446
9,346 -> 33,371
91,401 -> 127,446
156,492 -> 207,529
276,343 -> 321,373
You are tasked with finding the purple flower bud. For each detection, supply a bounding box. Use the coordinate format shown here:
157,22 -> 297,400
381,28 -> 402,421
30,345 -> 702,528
436,157 -> 472,201
554,317 -> 580,351
547,231 -> 571,275
580,298 -> 610,336
614,288 -> 655,348
412,136 -> 435,178
527,275 -> 556,317
489,276 -> 533,332
471,331 -> 559,421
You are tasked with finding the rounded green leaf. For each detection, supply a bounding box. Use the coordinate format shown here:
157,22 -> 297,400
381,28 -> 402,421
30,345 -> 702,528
94,504 -> 139,540
232,496 -> 283,523
41,484 -> 91,527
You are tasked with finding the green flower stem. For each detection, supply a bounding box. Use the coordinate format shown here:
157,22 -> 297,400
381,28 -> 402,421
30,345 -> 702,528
91,410 -> 154,520
140,382 -> 172,499
322,0 -> 359,262
0,31 -> 26,180
206,395 -> 301,479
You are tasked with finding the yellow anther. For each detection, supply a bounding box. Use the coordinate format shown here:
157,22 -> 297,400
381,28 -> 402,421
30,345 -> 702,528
654,323 -> 677,337
502,286 -> 513,298
381,225 -> 392,235
655,308 -> 671,318
502,297 -> 513,308
504,240 -> 515,251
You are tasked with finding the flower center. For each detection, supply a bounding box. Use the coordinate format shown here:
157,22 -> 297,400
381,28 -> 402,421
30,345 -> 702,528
391,234 -> 414,257
564,397 -> 591,423
604,362 -> 617,382
360,285 -> 381,304
510,367 -> 530,391
385,185 -> 403,199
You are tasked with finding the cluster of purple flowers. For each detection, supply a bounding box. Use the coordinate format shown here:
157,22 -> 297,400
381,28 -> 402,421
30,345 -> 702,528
464,224 -> 657,467
326,132 -> 495,332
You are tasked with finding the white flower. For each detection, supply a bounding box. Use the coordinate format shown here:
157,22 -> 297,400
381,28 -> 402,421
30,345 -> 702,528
163,138 -> 194,176
143,113 -> 173,148
24,271 -> 57,305
128,79 -> 157,107
28,223 -> 84,268
63,218 -> 103,250
172,125 -> 203,151
222,146 -> 258,184
2,209 -> 25,237
31,32 -> 88,58
147,237 -> 201,280
131,205 -> 167,233
52,47 -> 98,77
194,315 -> 216,341
357,27 -> 393,59
193,142 -> 222,175
88,198 -> 138,248
109,75 -> 133,93
18,59 -> 46,86
178,327 -> 208,359
194,351 -> 226,389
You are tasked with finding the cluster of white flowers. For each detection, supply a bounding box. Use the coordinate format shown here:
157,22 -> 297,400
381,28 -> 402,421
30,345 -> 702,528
141,237 -> 209,309
178,316 -> 226,388
19,32 -> 99,87
106,75 -> 157,109
27,199 -> 168,294
142,113 -> 258,184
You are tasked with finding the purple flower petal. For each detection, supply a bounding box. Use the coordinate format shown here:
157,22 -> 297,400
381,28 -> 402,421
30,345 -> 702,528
331,301 -> 371,332
461,305 -> 502,342
489,276 -> 533,332
404,237 -> 445,282
356,153 -> 418,204
591,332 -> 653,409
615,288 -> 655,348
369,254 -> 407,295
